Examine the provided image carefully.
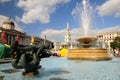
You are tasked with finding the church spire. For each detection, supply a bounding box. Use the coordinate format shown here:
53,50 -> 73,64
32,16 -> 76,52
66,22 -> 69,30
64,22 -> 71,43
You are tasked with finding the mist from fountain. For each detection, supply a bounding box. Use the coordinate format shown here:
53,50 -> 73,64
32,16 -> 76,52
72,0 -> 94,37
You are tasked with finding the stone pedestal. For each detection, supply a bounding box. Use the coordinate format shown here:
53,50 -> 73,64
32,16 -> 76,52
22,71 -> 39,77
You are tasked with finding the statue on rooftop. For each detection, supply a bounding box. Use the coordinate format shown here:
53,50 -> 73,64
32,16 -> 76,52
10,41 -> 54,76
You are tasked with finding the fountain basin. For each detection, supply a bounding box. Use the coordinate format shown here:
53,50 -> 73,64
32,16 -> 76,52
67,48 -> 112,61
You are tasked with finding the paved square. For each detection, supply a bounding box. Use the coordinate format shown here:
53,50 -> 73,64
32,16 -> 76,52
0,57 -> 120,80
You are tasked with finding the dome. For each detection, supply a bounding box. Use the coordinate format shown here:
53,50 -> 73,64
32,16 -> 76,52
2,17 -> 15,30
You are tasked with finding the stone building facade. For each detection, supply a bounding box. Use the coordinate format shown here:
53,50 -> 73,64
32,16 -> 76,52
0,17 -> 51,46
97,32 -> 120,50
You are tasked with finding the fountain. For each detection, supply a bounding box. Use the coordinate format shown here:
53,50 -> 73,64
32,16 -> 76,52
67,0 -> 112,61
67,37 -> 112,61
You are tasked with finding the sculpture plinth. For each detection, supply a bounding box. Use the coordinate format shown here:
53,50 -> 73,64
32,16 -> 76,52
67,37 -> 112,61
22,70 -> 39,77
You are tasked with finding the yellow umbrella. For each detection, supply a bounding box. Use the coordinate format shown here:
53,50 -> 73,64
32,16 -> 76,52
59,48 -> 68,57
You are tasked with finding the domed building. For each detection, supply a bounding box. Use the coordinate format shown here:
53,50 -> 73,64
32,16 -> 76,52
0,17 -> 51,46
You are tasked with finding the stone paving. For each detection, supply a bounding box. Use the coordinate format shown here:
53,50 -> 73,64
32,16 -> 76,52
0,57 -> 120,80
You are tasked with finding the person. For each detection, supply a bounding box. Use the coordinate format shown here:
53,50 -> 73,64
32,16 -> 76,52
115,50 -> 118,57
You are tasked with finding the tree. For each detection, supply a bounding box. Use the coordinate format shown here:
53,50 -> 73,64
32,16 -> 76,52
110,36 -> 120,51
110,42 -> 117,51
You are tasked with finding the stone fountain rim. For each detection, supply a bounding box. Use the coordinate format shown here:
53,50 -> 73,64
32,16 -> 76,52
68,48 -> 107,50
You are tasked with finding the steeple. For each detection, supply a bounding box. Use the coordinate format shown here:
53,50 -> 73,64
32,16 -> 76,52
66,22 -> 69,30
64,22 -> 71,43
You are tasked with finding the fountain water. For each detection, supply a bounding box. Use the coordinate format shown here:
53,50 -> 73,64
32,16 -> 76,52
81,0 -> 92,37
72,0 -> 93,37
67,0 -> 112,61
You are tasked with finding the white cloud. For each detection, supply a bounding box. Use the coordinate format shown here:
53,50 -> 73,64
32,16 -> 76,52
40,27 -> 99,42
0,15 -> 24,32
0,0 -> 11,3
16,0 -> 70,24
40,26 -> 120,42
97,26 -> 120,34
97,0 -> 120,17
40,28 -> 65,42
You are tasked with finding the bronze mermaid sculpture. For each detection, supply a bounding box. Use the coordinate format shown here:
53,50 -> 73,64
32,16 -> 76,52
10,41 -> 53,75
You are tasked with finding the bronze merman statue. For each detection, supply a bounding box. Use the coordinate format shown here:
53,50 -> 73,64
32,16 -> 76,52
10,41 -> 53,77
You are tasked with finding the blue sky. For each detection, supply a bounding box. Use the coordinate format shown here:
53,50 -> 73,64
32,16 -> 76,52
0,0 -> 120,42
